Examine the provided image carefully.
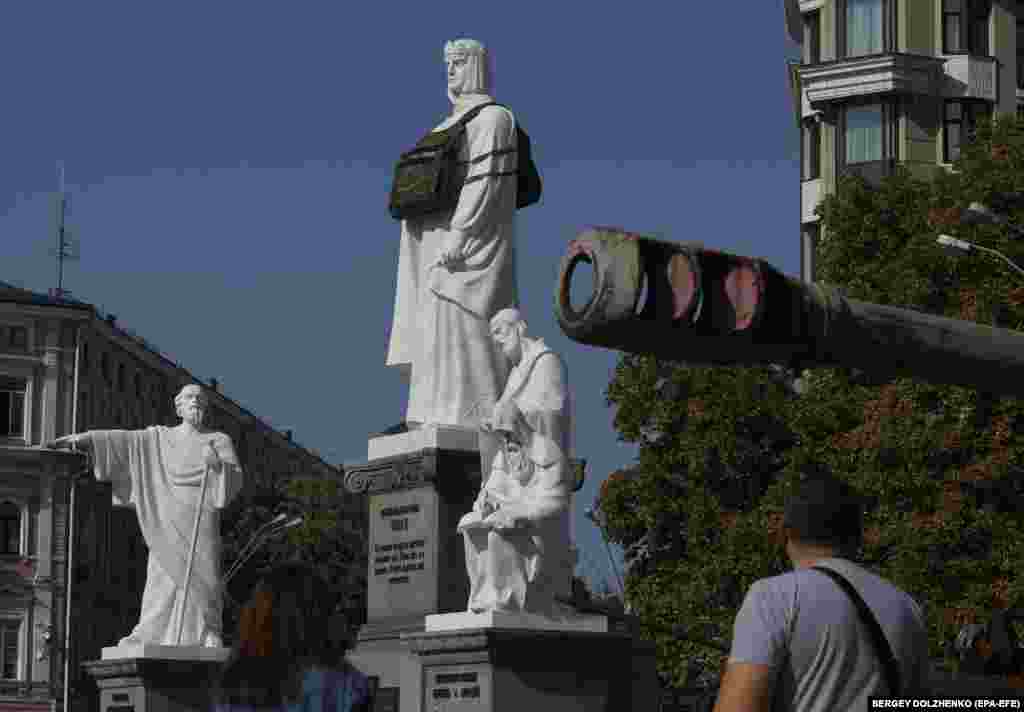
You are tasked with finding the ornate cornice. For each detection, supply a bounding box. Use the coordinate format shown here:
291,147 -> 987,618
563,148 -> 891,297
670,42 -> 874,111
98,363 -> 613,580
801,53 -> 945,105
81,658 -> 143,678
81,656 -> 224,679
404,630 -> 491,654
344,447 -> 480,494
941,54 -> 997,102
403,627 -> 633,656
356,614 -> 428,641
344,449 -> 435,494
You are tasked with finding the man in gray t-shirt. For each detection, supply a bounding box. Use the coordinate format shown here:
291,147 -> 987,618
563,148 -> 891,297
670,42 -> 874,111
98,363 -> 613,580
714,476 -> 930,712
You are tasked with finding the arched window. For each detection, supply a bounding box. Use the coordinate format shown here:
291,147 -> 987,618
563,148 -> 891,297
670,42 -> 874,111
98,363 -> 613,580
7,327 -> 27,353
78,392 -> 88,431
0,619 -> 20,679
0,377 -> 26,439
0,502 -> 20,555
100,354 -> 111,385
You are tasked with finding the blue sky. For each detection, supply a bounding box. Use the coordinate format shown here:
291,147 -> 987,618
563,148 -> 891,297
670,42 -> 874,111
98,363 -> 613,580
1,2 -> 802,593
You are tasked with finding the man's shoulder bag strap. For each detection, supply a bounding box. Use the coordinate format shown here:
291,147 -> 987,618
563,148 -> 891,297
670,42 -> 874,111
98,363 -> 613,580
812,565 -> 902,696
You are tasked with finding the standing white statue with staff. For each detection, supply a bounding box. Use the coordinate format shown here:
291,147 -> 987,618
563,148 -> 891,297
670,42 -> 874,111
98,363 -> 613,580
49,384 -> 243,648
386,38 -> 521,429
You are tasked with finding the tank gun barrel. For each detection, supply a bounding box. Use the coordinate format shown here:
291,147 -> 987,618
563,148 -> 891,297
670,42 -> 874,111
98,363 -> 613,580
554,227 -> 1024,398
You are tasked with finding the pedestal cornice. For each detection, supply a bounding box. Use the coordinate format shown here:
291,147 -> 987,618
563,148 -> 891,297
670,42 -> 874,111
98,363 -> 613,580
344,448 -> 436,493
344,447 -> 480,495
402,627 -> 634,656
82,655 -> 226,678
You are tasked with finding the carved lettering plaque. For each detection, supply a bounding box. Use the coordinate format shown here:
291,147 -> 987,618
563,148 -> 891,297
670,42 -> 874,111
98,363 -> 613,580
367,487 -> 438,619
424,664 -> 490,711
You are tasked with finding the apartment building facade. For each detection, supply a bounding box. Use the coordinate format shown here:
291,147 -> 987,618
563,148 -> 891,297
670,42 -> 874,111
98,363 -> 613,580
0,281 -> 361,711
797,0 -> 1021,283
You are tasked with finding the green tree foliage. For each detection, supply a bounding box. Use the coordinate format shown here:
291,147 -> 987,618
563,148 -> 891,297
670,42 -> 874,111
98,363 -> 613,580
595,114 -> 1024,690
220,471 -> 367,650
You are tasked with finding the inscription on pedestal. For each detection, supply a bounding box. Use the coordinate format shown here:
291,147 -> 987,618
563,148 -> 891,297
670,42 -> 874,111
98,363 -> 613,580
368,487 -> 438,620
374,686 -> 399,712
425,664 -> 490,711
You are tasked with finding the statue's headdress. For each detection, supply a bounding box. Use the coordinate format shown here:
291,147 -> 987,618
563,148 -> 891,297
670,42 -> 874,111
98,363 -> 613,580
444,38 -> 492,102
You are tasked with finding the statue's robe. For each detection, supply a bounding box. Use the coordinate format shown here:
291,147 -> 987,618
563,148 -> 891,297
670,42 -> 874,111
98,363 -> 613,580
387,93 -> 519,427
91,426 -> 242,646
459,338 -> 575,616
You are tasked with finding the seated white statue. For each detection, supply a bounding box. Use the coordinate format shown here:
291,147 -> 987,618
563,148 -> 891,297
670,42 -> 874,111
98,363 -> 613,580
458,309 -> 575,617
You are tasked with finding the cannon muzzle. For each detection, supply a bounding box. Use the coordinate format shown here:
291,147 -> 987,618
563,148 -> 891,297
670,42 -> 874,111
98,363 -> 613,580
555,227 -> 1024,399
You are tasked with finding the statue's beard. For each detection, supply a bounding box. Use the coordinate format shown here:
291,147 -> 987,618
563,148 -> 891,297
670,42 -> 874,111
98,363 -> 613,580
182,407 -> 204,427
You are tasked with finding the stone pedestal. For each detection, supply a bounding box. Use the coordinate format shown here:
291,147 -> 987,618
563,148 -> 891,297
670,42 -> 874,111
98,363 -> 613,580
404,626 -> 660,712
344,425 -> 487,712
82,649 -> 230,712
342,426 -> 650,712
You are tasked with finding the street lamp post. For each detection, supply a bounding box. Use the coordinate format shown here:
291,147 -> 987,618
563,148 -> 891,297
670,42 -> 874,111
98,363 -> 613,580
584,506 -> 626,599
935,235 -> 1024,280
958,197 -> 1024,238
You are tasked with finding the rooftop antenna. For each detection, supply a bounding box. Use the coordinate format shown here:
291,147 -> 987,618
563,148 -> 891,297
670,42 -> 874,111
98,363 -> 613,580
49,161 -> 80,300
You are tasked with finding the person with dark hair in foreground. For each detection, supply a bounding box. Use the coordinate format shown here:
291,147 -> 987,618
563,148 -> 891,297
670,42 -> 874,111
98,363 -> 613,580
714,476 -> 930,712
213,562 -> 370,711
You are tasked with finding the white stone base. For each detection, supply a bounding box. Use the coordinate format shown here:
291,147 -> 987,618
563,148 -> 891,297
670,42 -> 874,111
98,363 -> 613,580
101,644 -> 232,662
425,610 -> 609,634
368,424 -> 481,460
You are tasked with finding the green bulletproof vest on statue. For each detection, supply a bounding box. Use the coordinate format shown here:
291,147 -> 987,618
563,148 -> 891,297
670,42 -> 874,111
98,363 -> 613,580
388,103 -> 542,221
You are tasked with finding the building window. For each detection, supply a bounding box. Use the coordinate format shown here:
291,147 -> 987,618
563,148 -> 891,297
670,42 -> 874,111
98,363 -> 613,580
0,377 -> 26,439
843,0 -> 888,57
78,392 -> 88,431
80,342 -> 89,375
969,1 -> 989,54
6,327 -> 27,353
0,503 -> 19,555
101,354 -> 111,385
944,0 -> 990,55
803,11 -> 821,64
802,121 -> 821,180
801,223 -> 821,283
117,364 -> 126,392
0,620 -> 19,680
944,100 -> 992,162
845,104 -> 885,163
1018,19 -> 1024,90
839,101 -> 898,187
135,373 -> 142,400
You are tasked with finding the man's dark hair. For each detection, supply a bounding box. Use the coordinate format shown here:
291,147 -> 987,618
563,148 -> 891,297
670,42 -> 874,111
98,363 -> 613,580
783,475 -> 864,553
